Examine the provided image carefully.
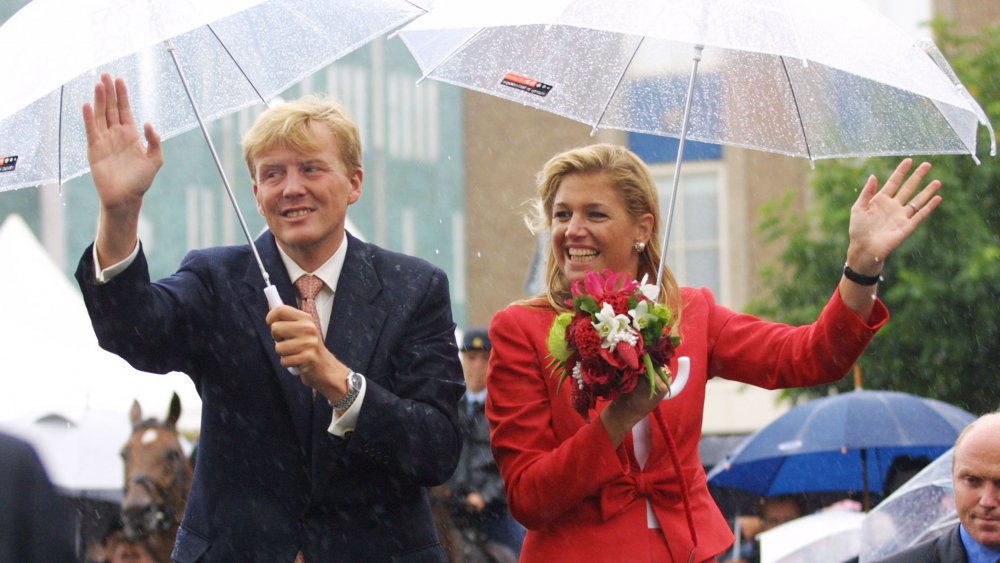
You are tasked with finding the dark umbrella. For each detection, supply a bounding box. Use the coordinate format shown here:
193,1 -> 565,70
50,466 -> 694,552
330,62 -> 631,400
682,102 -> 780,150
706,389 -> 974,510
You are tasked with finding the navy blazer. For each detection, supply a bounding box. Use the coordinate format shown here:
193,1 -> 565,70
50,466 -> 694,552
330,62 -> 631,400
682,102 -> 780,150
77,231 -> 465,562
874,524 -> 969,563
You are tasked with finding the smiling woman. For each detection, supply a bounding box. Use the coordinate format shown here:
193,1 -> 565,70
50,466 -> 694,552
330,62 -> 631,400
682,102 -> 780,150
484,143 -> 943,563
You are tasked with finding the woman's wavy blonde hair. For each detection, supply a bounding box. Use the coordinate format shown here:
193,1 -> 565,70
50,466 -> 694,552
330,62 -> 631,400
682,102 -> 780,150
523,143 -> 681,329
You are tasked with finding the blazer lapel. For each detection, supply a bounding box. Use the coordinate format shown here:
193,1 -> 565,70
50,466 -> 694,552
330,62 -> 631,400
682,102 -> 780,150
312,234 -> 387,477
324,233 -> 385,375
239,230 -> 314,453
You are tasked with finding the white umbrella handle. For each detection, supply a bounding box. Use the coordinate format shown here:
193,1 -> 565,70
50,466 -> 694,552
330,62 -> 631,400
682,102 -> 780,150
264,285 -> 300,376
663,356 -> 690,400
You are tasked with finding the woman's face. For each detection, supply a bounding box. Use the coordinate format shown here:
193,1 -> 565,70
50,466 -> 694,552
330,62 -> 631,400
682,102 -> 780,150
551,172 -> 653,283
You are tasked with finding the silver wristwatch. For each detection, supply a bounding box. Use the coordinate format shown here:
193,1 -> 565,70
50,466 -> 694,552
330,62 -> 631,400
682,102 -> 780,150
330,370 -> 362,410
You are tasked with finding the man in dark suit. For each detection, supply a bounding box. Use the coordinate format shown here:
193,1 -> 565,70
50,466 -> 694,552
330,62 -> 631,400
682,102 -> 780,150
0,432 -> 76,563
76,73 -> 464,562
875,411 -> 1000,563
438,329 -> 524,563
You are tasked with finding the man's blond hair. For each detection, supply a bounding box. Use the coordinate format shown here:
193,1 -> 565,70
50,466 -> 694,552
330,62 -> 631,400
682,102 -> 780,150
242,96 -> 362,180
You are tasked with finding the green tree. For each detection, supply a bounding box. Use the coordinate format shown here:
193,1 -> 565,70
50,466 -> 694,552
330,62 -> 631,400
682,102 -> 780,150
749,21 -> 1000,414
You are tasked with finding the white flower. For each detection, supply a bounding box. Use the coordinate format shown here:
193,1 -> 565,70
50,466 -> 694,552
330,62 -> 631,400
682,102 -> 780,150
593,303 -> 638,349
638,275 -> 660,302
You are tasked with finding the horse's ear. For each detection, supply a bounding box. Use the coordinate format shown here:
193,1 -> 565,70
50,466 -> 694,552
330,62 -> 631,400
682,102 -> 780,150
130,400 -> 143,429
167,392 -> 182,428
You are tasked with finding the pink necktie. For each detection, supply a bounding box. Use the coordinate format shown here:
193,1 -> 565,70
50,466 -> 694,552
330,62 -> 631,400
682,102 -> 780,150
293,275 -> 324,563
294,274 -> 324,333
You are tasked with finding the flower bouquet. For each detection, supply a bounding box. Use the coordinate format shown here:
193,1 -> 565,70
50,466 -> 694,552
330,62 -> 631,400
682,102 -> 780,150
547,269 -> 680,415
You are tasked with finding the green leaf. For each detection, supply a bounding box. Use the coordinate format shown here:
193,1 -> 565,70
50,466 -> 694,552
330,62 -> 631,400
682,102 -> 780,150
547,312 -> 575,362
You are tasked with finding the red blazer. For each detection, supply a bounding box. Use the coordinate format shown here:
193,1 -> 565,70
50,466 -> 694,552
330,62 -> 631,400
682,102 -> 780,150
486,287 -> 888,563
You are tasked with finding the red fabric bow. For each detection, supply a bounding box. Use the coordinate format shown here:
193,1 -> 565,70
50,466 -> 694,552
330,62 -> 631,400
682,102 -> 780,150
599,469 -> 682,521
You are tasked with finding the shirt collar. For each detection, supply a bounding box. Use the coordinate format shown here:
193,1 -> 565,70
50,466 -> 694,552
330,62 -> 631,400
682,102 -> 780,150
277,235 -> 348,293
960,523 -> 1000,563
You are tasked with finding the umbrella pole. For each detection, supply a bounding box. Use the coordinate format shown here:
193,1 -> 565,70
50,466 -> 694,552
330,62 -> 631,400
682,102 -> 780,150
164,40 -> 298,375
655,44 -> 703,288
861,448 -> 871,511
162,40 -> 274,290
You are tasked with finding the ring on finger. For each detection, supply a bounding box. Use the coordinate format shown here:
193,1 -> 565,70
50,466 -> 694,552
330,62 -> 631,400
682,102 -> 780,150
907,202 -> 918,213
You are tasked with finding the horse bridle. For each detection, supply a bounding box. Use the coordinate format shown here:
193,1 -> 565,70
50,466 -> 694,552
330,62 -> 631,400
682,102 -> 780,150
126,473 -> 182,531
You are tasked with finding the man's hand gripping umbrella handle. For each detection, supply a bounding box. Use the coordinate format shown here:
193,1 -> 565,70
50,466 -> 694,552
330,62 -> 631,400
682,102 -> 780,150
264,284 -> 300,376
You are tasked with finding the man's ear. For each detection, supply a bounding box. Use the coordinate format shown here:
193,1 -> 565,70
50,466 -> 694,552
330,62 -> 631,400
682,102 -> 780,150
347,169 -> 363,205
252,183 -> 264,215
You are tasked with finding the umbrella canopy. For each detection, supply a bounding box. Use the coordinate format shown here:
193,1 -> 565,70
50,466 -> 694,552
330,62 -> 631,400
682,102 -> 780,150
859,448 -> 958,562
706,390 -> 974,503
397,0 -> 995,162
397,0 -> 995,286
758,509 -> 865,563
0,0 -> 428,192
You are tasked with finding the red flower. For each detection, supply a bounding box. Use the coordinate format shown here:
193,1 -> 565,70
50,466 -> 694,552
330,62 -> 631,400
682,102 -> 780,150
571,318 -> 603,360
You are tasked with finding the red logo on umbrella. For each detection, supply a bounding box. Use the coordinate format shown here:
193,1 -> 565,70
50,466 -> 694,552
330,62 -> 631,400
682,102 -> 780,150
0,155 -> 17,173
501,72 -> 553,97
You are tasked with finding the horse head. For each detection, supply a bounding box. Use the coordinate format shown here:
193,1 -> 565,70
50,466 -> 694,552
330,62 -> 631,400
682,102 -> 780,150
120,392 -> 192,563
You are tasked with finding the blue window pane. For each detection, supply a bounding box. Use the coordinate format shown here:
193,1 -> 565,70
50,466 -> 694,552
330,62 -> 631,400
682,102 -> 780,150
629,132 -> 722,163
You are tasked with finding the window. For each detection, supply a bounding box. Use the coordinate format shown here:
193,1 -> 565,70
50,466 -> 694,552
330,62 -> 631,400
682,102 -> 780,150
653,162 -> 726,301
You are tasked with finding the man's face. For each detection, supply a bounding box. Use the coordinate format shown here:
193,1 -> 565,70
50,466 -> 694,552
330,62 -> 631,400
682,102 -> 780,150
953,420 -> 1000,549
461,349 -> 489,393
252,122 -> 362,270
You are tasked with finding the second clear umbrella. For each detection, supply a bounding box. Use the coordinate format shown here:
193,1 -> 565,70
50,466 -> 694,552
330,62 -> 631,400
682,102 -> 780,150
397,0 -> 996,283
0,0 -> 428,293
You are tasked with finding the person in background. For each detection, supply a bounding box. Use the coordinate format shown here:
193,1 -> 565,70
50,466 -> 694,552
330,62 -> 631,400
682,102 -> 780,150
883,454 -> 933,498
440,328 -> 525,563
96,522 -> 156,563
725,495 -> 806,563
485,143 -> 942,562
0,432 -> 76,563
76,73 -> 464,562
874,411 -> 1000,563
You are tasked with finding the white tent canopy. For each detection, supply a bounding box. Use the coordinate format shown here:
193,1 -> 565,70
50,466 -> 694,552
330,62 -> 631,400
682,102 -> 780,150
0,214 -> 201,431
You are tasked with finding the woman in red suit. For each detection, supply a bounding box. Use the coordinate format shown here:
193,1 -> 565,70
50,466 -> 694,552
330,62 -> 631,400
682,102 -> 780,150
485,144 -> 942,562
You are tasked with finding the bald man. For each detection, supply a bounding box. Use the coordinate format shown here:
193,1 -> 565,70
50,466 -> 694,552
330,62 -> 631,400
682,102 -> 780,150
875,411 -> 1000,563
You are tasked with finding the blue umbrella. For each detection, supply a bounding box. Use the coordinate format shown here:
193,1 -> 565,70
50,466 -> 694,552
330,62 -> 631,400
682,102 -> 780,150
706,389 -> 974,509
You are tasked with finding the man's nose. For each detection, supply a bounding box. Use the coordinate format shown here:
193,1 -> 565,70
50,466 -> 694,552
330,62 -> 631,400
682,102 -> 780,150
282,171 -> 306,196
980,482 -> 1000,508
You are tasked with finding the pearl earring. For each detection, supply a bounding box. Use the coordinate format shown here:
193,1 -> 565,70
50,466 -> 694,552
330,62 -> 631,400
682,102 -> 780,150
633,241 -> 646,254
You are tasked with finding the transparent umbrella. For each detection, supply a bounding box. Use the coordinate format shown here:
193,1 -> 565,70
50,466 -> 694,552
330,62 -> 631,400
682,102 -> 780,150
758,509 -> 865,563
0,0 -> 427,297
397,0 -> 996,283
859,448 -> 958,562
